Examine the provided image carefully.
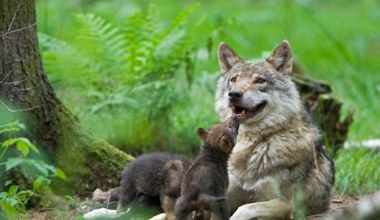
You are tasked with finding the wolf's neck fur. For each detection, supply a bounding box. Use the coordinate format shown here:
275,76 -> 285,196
200,146 -> 229,163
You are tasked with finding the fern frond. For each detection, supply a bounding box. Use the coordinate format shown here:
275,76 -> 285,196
76,14 -> 127,81
40,5 -> 202,112
38,33 -> 100,87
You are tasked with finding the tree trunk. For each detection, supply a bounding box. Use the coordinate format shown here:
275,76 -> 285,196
292,74 -> 353,157
0,0 -> 133,194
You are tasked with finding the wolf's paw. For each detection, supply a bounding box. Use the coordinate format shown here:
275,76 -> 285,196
148,213 -> 167,220
83,208 -> 119,219
230,204 -> 254,220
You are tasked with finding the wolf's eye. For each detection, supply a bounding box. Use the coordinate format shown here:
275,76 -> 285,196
230,76 -> 237,83
255,78 -> 266,84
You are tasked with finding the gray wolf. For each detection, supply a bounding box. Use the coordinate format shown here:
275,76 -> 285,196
174,117 -> 239,220
215,40 -> 335,219
117,152 -> 191,219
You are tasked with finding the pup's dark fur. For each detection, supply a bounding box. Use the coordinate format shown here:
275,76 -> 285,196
175,117 -> 239,220
117,152 -> 191,220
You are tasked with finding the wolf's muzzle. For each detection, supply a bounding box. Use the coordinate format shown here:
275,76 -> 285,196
228,90 -> 243,102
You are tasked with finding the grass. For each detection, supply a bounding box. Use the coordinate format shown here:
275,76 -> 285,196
34,0 -> 380,196
335,148 -> 380,195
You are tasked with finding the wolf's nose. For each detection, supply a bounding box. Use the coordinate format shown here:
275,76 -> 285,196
228,90 -> 243,100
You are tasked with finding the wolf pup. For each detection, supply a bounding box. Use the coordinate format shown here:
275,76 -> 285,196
215,40 -> 335,219
175,116 -> 240,220
117,152 -> 191,220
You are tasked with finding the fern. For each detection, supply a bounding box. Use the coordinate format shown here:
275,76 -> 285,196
39,33 -> 99,87
41,5 -> 199,104
39,5 -> 205,152
76,14 -> 127,81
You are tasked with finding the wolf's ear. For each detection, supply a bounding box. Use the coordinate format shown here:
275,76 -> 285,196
266,40 -> 293,74
218,42 -> 241,74
197,128 -> 208,144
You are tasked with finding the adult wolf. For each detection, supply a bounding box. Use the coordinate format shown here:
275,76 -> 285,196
216,40 -> 335,219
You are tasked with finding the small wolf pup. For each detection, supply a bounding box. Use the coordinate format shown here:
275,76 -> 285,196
117,152 -> 191,220
175,116 -> 240,220
215,40 -> 335,219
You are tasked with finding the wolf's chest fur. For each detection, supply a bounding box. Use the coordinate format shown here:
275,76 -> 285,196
228,123 -> 315,190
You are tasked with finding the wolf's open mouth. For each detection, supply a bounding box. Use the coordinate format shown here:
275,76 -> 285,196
231,101 -> 267,121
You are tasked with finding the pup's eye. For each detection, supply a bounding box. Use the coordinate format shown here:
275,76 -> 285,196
230,76 -> 237,83
255,78 -> 266,84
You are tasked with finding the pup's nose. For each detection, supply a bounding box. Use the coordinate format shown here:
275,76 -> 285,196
228,90 -> 243,101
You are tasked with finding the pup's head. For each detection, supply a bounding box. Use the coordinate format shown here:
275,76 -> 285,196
197,116 -> 239,154
215,40 -> 302,127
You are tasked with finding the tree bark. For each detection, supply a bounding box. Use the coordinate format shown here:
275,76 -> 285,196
292,74 -> 353,157
0,0 -> 133,194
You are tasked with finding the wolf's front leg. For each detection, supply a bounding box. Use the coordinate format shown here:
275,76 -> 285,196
230,199 -> 293,220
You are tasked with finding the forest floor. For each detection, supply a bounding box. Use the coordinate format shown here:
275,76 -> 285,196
307,195 -> 360,220
22,191 -> 368,220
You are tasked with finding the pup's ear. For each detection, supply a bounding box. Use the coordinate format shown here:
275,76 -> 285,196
266,40 -> 293,74
218,42 -> 241,74
197,128 -> 208,144
219,136 -> 232,153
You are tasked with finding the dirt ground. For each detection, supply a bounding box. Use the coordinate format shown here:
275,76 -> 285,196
22,192 -> 365,220
307,195 -> 361,220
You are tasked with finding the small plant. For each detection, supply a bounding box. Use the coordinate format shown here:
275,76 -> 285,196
0,121 -> 66,217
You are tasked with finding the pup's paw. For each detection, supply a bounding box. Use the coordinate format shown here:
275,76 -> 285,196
230,204 -> 254,220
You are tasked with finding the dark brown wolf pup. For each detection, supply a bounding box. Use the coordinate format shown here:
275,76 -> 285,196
117,152 -> 191,220
175,116 -> 239,220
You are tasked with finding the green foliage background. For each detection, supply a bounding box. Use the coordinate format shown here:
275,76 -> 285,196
34,0 -> 380,195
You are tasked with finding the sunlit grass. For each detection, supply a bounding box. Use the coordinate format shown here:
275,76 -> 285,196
335,148 -> 380,195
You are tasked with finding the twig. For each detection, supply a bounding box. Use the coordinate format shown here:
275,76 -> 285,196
1,23 -> 37,38
4,3 -> 21,35
332,199 -> 343,203
0,100 -> 40,112
1,2 -> 37,38
0,68 -> 14,82
5,78 -> 28,85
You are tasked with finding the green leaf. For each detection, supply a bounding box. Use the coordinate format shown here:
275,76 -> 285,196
0,192 -> 7,199
27,142 -> 40,154
4,180 -> 13,187
0,127 -> 20,134
1,138 -> 18,148
33,176 -> 50,191
4,158 -> 24,171
54,168 -> 67,180
16,138 -> 39,155
0,201 -> 20,218
16,190 -> 33,199
8,185 -> 19,195
30,160 -> 49,176
16,140 -> 29,157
